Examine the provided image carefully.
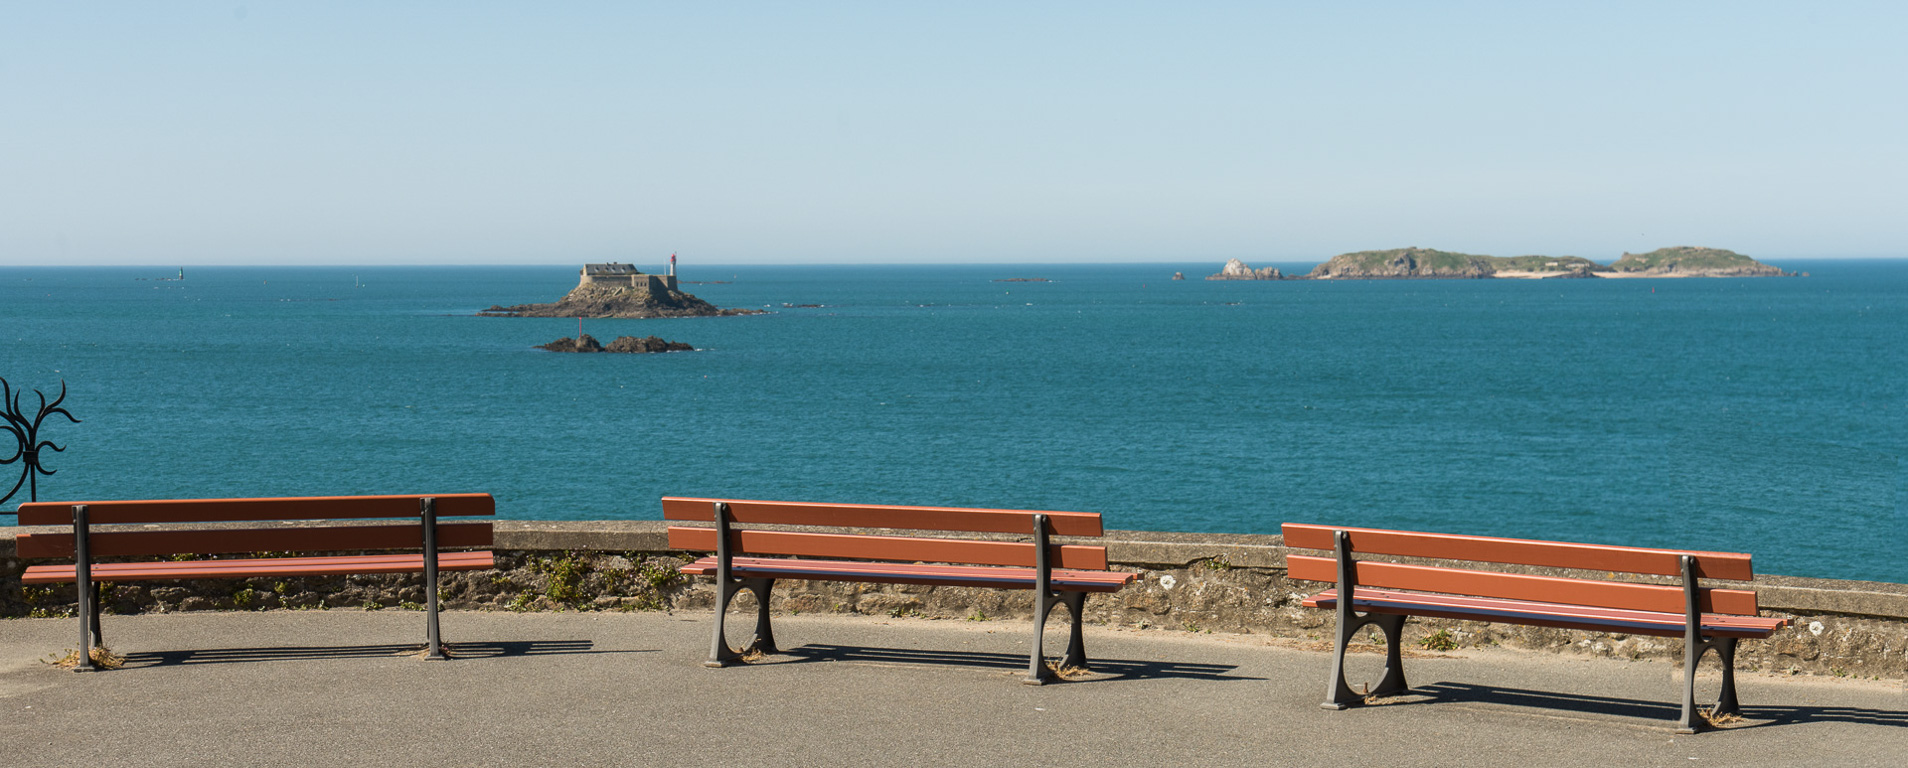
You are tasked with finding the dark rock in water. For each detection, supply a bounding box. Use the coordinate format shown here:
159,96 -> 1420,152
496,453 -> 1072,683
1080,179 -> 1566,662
604,335 -> 694,353
1171,272 -> 1185,280
538,334 -> 603,352
538,334 -> 692,353
482,281 -> 765,319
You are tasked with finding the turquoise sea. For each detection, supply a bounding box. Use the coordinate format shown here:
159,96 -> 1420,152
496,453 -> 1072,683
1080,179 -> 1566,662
3,262 -> 1904,583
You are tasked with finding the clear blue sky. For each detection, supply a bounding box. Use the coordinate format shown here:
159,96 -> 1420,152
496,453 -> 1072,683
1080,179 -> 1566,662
3,2 -> 1903,266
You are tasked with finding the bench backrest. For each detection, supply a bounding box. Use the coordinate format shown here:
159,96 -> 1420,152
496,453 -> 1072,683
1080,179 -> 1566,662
1282,523 -> 1761,617
14,494 -> 495,559
663,496 -> 1111,570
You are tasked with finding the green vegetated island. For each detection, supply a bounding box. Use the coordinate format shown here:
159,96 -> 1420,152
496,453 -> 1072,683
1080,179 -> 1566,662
1206,246 -> 1799,281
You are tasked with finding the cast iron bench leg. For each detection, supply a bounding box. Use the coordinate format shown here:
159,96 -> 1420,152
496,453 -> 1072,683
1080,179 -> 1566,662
1677,635 -> 1742,732
74,579 -> 98,672
421,498 -> 448,660
747,577 -> 778,655
1712,638 -> 1741,718
1057,591 -> 1089,672
1323,611 -> 1408,708
1024,513 -> 1061,685
72,504 -> 99,672
1025,590 -> 1050,684
706,576 -> 776,667
1369,613 -> 1409,697
85,582 -> 105,650
1676,555 -> 1744,733
1677,639 -> 1707,733
1024,588 -> 1088,685
1322,530 -> 1409,708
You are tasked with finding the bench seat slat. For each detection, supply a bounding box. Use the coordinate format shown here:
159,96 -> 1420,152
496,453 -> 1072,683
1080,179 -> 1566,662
679,556 -> 1135,593
666,526 -> 1109,570
1302,588 -> 1785,630
1302,587 -> 1788,640
17,522 -> 494,559
662,497 -> 1105,537
21,551 -> 496,584
16,494 -> 495,526
1281,523 -> 1753,581
1287,554 -> 1760,616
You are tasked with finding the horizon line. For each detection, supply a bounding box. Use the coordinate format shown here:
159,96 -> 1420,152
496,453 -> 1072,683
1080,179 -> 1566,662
5,254 -> 1907,269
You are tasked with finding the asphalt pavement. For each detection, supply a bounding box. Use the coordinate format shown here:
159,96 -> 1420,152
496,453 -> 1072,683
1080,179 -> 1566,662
2,610 -> 1903,767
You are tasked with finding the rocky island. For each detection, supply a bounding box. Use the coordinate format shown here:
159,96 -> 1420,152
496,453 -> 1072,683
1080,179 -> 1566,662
1304,248 -> 1613,279
1604,246 -> 1795,277
1292,246 -> 1791,280
537,334 -> 694,353
480,263 -> 766,318
1206,259 -> 1284,280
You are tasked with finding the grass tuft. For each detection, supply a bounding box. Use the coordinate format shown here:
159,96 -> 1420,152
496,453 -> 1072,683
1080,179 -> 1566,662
1418,629 -> 1458,652
1700,707 -> 1744,728
46,646 -> 125,670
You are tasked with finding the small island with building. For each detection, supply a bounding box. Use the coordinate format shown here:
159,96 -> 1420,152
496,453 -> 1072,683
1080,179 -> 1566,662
479,261 -> 766,318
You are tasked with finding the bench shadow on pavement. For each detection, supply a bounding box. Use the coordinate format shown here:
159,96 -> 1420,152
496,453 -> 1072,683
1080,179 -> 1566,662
776,643 -> 1254,682
121,640 -> 645,668
1398,682 -> 1908,730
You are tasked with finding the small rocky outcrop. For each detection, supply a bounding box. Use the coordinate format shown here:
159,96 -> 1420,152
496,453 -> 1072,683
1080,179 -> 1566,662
538,334 -> 693,353
1206,259 -> 1284,280
605,336 -> 694,353
1171,272 -> 1185,280
1607,246 -> 1793,277
539,334 -> 603,352
482,282 -> 765,319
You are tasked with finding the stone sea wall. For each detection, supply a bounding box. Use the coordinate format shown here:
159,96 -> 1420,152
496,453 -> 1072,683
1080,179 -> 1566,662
4,521 -> 1905,681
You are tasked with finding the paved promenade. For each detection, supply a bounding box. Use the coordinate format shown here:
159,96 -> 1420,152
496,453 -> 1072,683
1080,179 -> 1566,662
2,610 -> 1903,767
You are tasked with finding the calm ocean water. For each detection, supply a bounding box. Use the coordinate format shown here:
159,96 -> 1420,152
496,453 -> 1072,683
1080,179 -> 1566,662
3,262 -> 1904,583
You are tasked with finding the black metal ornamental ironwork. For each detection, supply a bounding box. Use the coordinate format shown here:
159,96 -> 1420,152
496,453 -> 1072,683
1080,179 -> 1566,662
2,377 -> 81,507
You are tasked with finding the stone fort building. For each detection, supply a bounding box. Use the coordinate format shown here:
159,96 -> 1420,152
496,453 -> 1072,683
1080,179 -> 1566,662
578,262 -> 678,292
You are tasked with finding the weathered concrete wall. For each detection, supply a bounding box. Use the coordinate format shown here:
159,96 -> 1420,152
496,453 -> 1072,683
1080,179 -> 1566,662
5,521 -> 1906,681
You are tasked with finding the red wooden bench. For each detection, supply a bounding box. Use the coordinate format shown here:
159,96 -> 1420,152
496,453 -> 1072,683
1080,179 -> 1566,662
1283,523 -> 1789,732
664,496 -> 1136,684
15,494 -> 495,670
